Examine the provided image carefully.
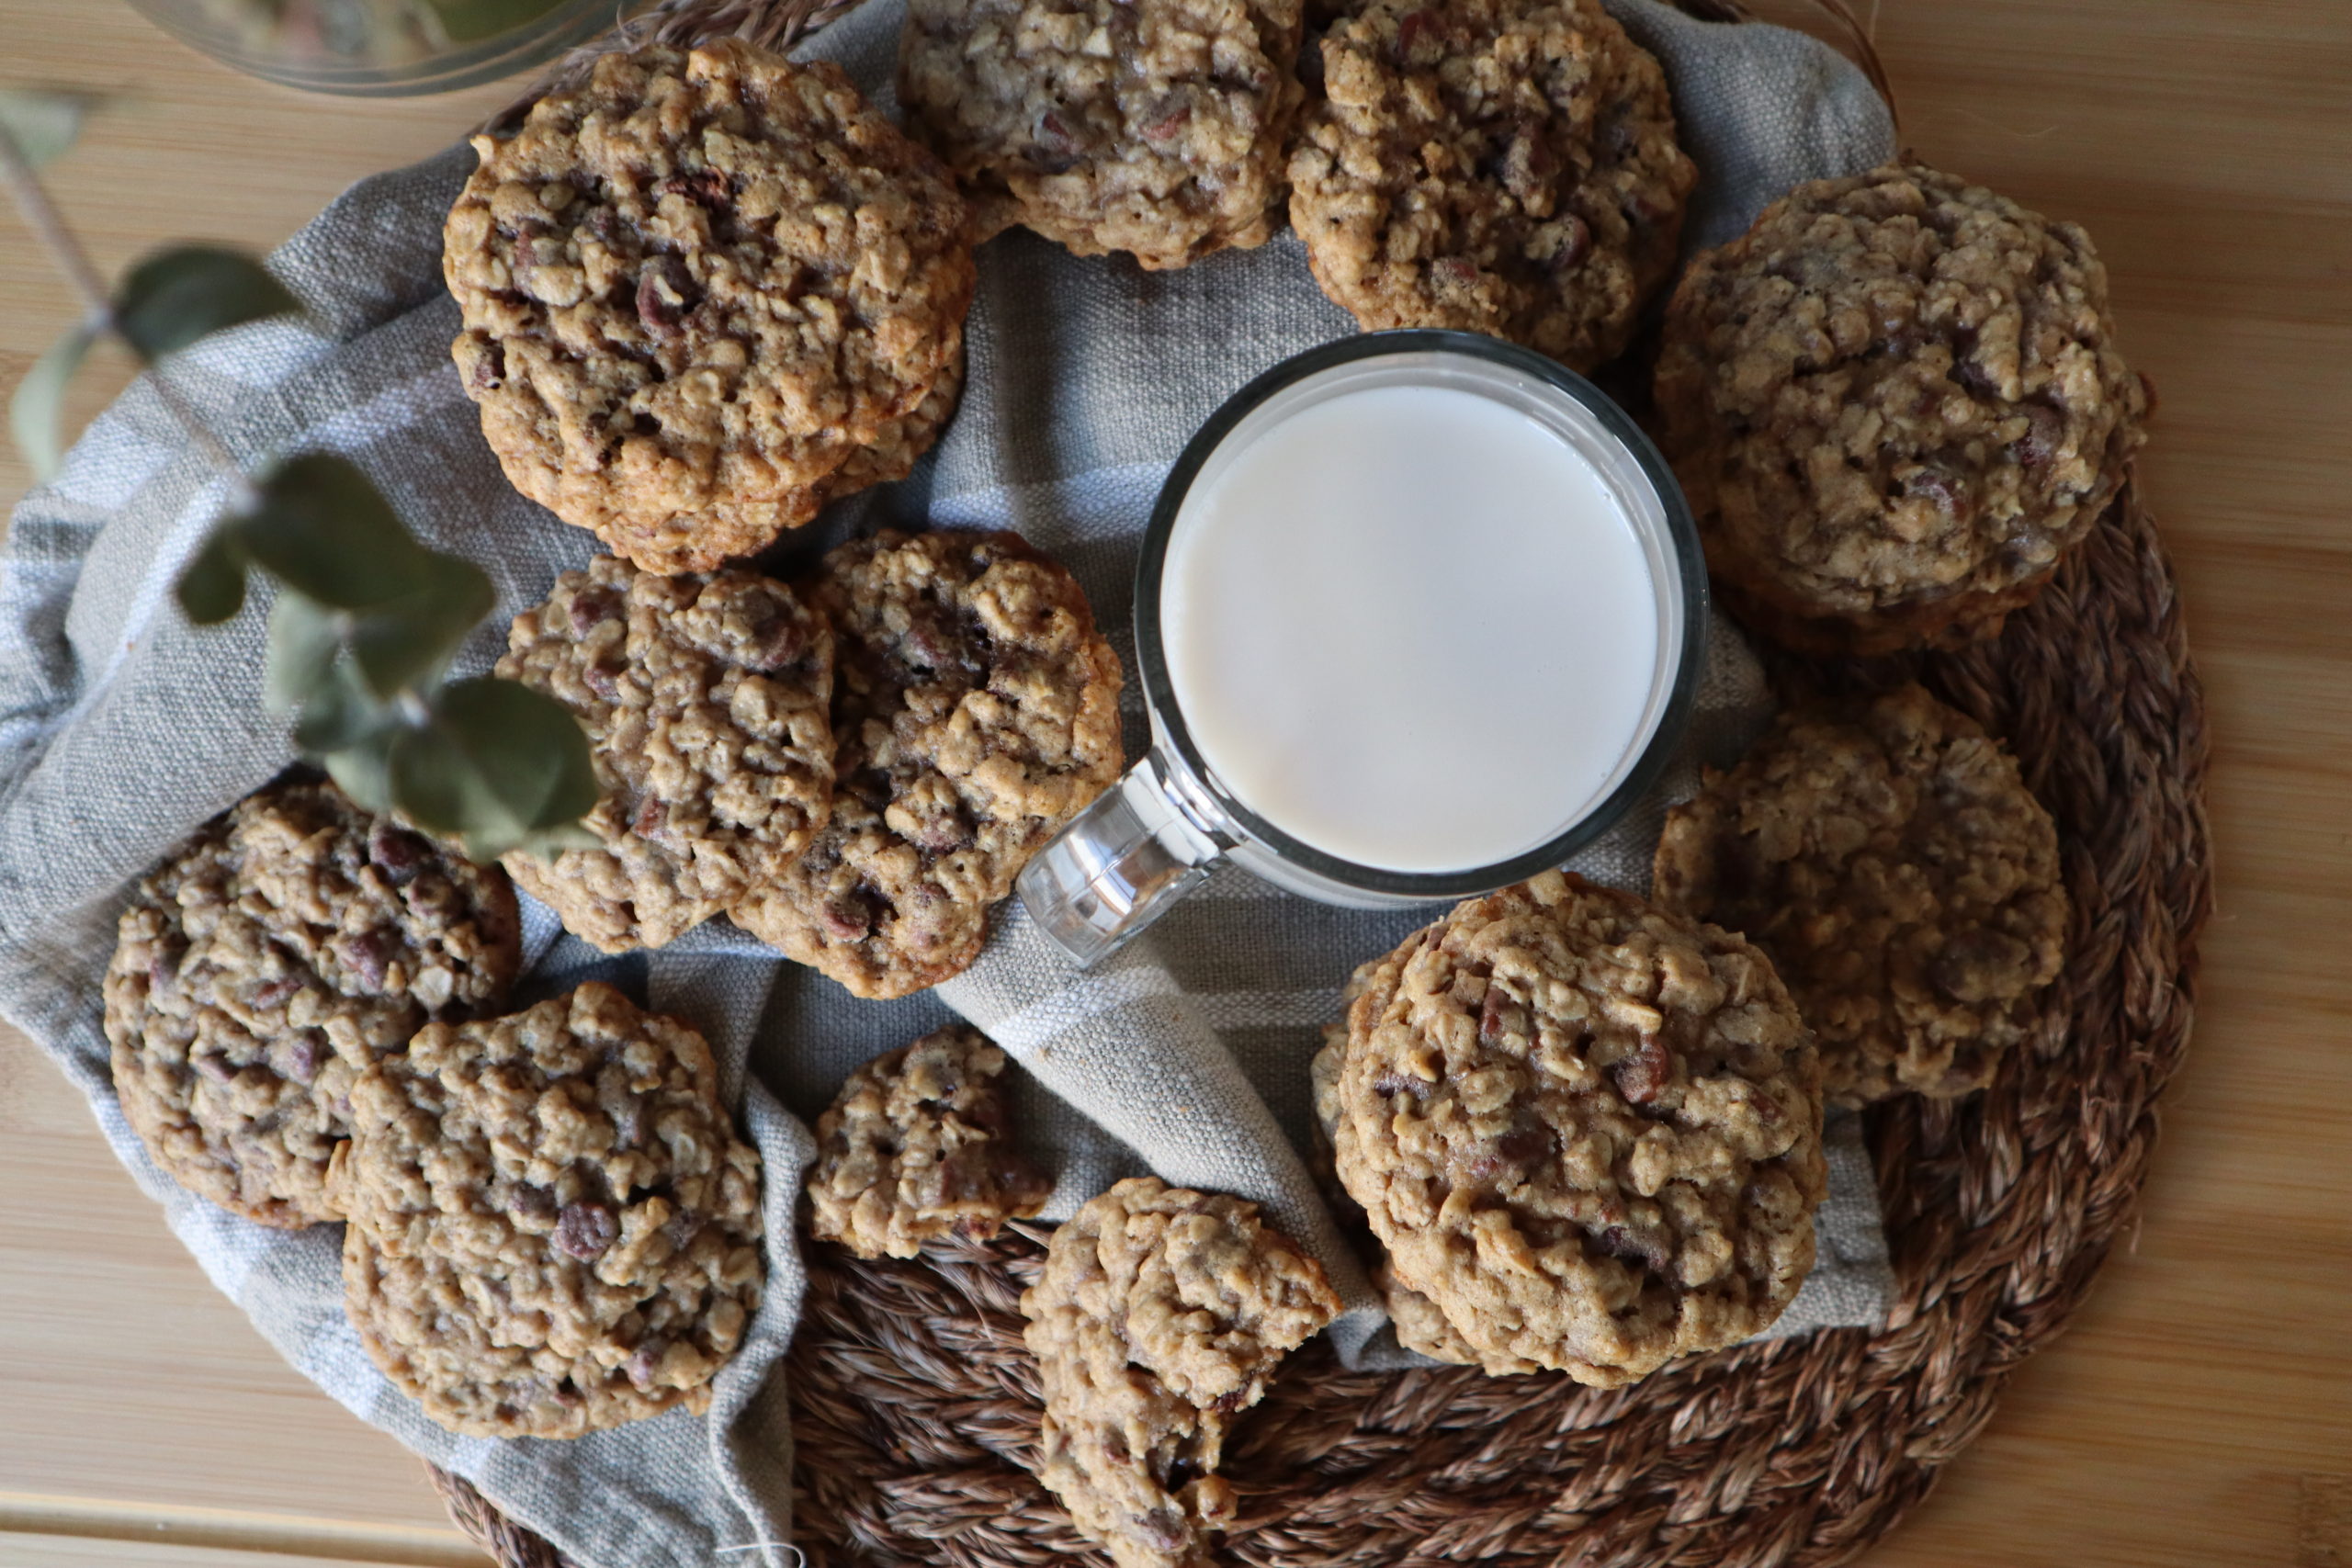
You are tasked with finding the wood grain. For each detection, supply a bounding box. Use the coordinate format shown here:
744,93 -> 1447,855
1,0 -> 2346,1565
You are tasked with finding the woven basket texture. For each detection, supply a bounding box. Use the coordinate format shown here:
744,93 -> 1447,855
427,2 -> 2212,1562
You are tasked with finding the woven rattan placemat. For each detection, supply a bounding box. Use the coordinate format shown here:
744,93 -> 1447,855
423,3 -> 2211,1560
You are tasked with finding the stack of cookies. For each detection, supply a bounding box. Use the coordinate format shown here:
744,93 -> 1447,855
105,778 -> 765,1438
491,528 -> 1125,998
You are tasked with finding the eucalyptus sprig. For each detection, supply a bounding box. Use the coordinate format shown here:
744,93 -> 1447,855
0,90 -> 596,863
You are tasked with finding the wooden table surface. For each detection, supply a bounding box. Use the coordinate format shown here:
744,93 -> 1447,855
3,1 -> 2347,1564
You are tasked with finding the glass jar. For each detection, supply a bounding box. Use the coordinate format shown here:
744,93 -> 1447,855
126,0 -> 652,96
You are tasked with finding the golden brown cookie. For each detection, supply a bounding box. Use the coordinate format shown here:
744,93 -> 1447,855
899,0 -> 1305,269
1652,683 -> 2067,1105
1287,0 -> 1694,369
806,1023 -> 1049,1258
335,983 -> 764,1438
1021,1177 -> 1340,1568
104,780 -> 519,1228
729,529 -> 1125,998
1329,871 -> 1825,1383
445,41 -> 974,574
1653,163 -> 2148,654
495,556 -> 834,953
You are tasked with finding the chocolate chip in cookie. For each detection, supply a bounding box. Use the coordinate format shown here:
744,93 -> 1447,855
104,779 -> 520,1228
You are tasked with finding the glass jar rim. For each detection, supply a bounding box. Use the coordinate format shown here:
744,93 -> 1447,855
1131,328 -> 1710,899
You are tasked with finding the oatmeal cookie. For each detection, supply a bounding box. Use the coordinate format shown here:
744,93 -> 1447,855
445,40 -> 975,574
730,530 -> 1124,998
1022,1177 -> 1340,1568
1374,1258 -> 1498,1367
899,0 -> 1304,270
1653,683 -> 2067,1105
496,556 -> 834,953
807,1024 -> 1049,1258
1653,163 -> 2149,654
1331,871 -> 1825,1383
104,780 -> 519,1228
1287,0 -> 1694,370
335,983 -> 763,1438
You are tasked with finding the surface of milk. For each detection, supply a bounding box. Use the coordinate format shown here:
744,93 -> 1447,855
1160,381 -> 1663,874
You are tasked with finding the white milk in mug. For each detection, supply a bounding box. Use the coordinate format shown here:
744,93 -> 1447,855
1018,332 -> 1704,965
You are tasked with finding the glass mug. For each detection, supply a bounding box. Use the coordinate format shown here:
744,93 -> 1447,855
1016,330 -> 1707,966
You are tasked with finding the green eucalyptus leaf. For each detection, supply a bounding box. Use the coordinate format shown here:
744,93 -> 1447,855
114,244 -> 302,362
0,88 -> 92,170
9,319 -> 97,481
348,551 -> 495,699
292,655 -> 400,754
264,592 -> 345,715
323,732 -> 399,817
389,676 -> 597,860
239,454 -> 434,609
175,528 -> 250,625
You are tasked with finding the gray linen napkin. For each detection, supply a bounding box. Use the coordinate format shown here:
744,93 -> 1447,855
0,5 -> 1894,1564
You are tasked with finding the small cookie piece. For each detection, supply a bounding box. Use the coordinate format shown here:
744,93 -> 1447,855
1022,1177 -> 1340,1568
807,1024 -> 1049,1258
1653,683 -> 2067,1105
730,530 -> 1124,998
446,41 -> 975,574
1287,0 -> 1694,369
497,556 -> 834,952
104,781 -> 519,1228
899,0 -> 1304,269
1332,871 -> 1825,1383
336,983 -> 764,1438
1653,163 -> 2149,654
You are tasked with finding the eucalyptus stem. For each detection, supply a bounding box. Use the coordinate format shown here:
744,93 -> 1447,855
0,118 -> 254,500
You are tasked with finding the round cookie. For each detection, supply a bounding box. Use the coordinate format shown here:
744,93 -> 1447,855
496,555 -> 834,953
1653,162 -> 2149,654
1330,871 -> 1826,1383
445,40 -> 975,574
729,529 -> 1124,998
1022,1177 -> 1340,1568
1287,0 -> 1695,370
1652,683 -> 2067,1106
335,982 -> 764,1438
104,780 -> 520,1228
899,0 -> 1304,270
807,1023 -> 1049,1258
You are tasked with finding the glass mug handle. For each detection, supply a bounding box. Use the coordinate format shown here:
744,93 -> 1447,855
1017,749 -> 1230,967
